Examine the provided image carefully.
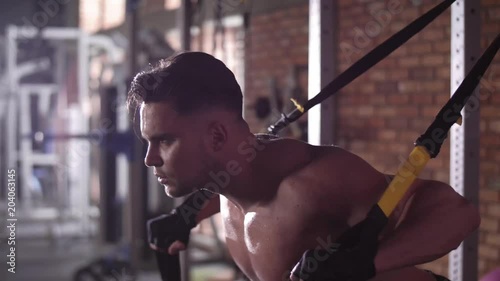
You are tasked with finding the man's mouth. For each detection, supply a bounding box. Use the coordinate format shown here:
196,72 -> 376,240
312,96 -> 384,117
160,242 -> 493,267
157,177 -> 168,185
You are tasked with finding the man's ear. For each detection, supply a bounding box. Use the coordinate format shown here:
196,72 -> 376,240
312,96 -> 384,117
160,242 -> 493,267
204,121 -> 228,152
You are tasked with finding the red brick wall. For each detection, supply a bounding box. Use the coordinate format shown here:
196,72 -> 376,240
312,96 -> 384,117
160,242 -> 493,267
244,0 -> 500,279
478,0 -> 500,276
245,4 -> 310,134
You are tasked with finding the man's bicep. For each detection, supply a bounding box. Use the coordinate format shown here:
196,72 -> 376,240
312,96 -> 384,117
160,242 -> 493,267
397,180 -> 468,222
381,175 -> 422,228
332,150 -> 420,229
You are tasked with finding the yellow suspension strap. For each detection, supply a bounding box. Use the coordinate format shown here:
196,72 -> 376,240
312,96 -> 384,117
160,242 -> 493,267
268,0 -> 456,135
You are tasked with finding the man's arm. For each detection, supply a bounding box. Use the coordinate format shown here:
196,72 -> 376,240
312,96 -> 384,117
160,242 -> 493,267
315,147 -> 480,273
373,180 -> 480,272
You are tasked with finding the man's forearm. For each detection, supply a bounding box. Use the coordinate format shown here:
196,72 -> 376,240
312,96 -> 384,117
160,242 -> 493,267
373,213 -> 450,272
372,183 -> 480,273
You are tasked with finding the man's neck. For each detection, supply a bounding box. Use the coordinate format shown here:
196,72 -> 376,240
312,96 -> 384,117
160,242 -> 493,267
217,138 -> 280,212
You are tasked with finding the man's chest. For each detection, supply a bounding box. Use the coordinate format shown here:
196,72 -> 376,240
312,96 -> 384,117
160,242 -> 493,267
219,197 -> 342,281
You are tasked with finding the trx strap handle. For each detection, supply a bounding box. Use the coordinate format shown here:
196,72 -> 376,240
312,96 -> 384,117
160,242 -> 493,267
376,32 -> 500,221
268,0 -> 456,135
153,189 -> 216,281
155,252 -> 181,281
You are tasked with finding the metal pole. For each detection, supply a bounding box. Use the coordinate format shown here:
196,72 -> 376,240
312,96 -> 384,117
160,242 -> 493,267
77,29 -> 92,236
179,0 -> 192,51
308,0 -> 336,145
178,2 -> 192,279
449,0 -> 480,280
127,0 -> 149,269
100,86 -> 119,242
19,86 -> 33,207
5,26 -> 18,188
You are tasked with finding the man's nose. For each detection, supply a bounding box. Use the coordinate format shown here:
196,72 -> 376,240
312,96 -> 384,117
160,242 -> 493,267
144,145 -> 162,167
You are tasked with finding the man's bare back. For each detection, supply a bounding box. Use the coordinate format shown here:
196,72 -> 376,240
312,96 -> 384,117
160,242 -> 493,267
219,137 -> 436,281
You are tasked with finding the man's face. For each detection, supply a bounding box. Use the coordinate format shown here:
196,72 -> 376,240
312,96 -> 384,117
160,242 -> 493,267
140,102 -> 212,197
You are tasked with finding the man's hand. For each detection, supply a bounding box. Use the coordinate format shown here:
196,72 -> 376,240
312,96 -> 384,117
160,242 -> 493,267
148,190 -> 217,255
290,219 -> 379,281
147,211 -> 194,255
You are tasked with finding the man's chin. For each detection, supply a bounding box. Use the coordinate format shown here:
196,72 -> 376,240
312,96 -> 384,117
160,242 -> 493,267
164,185 -> 191,198
164,186 -> 178,197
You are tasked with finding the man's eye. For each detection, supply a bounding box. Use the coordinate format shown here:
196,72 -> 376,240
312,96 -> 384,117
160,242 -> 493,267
160,138 -> 174,145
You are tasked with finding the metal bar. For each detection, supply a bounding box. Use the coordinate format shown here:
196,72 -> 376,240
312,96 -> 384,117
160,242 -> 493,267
12,26 -> 82,40
11,59 -> 51,81
30,154 -> 59,165
77,30 -> 92,236
449,0 -> 481,280
78,31 -> 90,119
18,84 -> 59,94
19,87 -> 33,206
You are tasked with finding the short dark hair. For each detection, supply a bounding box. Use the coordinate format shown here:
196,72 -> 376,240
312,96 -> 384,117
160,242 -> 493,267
127,52 -> 243,121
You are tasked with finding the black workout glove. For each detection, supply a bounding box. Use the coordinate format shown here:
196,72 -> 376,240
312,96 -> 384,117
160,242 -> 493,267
291,217 -> 381,281
147,211 -> 194,251
147,190 -> 214,252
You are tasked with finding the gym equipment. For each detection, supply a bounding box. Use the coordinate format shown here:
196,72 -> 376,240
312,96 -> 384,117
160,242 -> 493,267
73,245 -> 136,281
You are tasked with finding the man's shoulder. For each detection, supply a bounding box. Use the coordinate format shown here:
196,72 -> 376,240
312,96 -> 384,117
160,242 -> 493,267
274,143 -> 355,220
290,144 -> 352,176
258,137 -> 366,187
262,139 -> 354,174
278,142 -> 384,194
276,142 -> 352,189
278,144 -> 384,222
